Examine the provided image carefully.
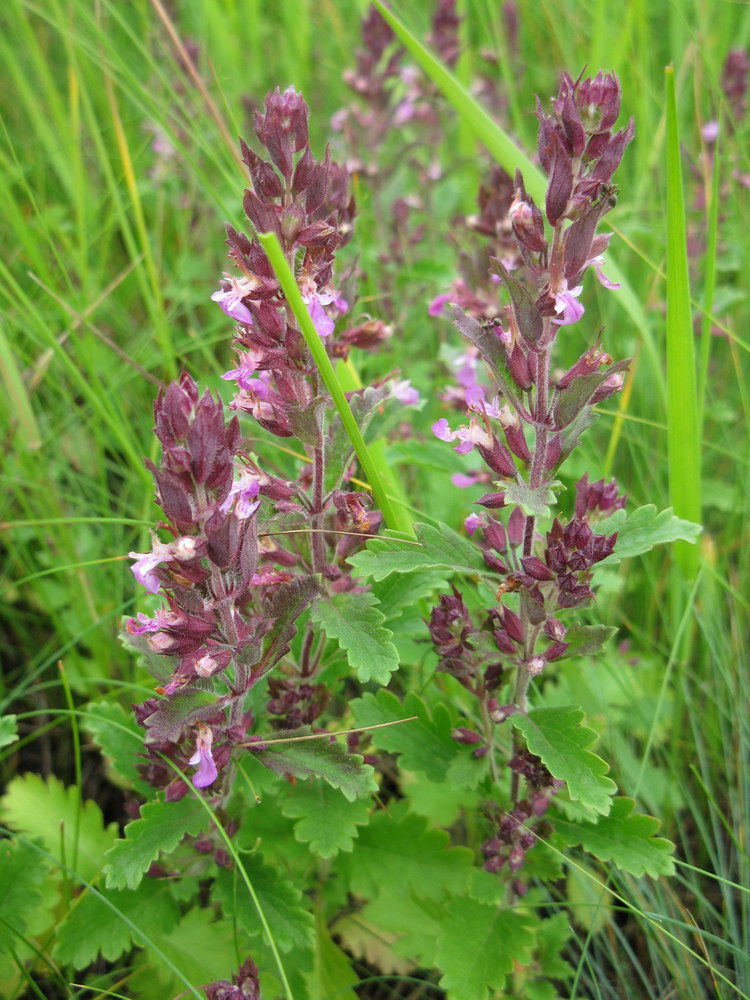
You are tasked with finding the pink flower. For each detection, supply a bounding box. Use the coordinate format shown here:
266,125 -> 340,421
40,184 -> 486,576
391,379 -> 420,405
464,513 -> 483,536
211,277 -> 255,325
588,255 -> 620,290
303,293 -> 334,338
126,608 -> 180,634
221,349 -> 264,390
428,293 -> 451,317
452,472 -> 482,488
701,120 -> 719,143
128,538 -> 176,594
220,468 -> 262,519
189,724 -> 218,788
432,416 -> 492,454
551,285 -> 584,326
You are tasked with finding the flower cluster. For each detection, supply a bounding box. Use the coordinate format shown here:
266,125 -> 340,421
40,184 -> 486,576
127,87 -> 419,798
333,2 -> 460,176
429,70 -> 633,883
126,374 -> 314,797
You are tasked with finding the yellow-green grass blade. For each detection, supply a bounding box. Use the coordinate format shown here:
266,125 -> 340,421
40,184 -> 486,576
258,231 -> 407,536
664,67 -> 701,578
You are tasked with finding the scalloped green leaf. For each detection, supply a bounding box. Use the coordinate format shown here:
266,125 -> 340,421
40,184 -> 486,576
372,569 -> 449,620
281,781 -> 371,858
351,689 -> 459,783
504,480 -> 561,518
513,707 -> 616,815
251,729 -> 377,801
559,623 -> 617,660
0,773 -> 118,882
339,805 -> 473,902
214,857 -> 314,953
54,878 -> 180,968
311,591 -> 399,684
362,889 -> 445,968
0,714 -> 18,749
436,900 -> 539,1000
347,522 -> 485,582
603,505 -> 702,562
83,701 -> 150,792
103,797 -> 208,890
553,797 -> 675,877
0,839 -> 50,954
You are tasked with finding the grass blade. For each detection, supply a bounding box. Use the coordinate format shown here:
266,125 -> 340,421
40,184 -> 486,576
257,231 -> 407,536
664,66 -> 701,577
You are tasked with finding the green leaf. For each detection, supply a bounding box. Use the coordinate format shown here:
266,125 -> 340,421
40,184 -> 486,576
331,912 -> 413,977
0,773 -> 118,881
83,701 -> 149,791
0,839 -> 50,953
553,797 -> 675,877
351,689 -> 458,783
54,878 -> 180,968
513,707 -> 616,815
324,381 -> 395,493
492,261 -> 544,348
340,805 -> 473,902
255,575 -> 320,675
304,906 -> 359,1000
445,749 -> 489,790
311,591 -> 399,684
504,480 -> 561,518
604,505 -> 702,563
558,624 -> 617,660
533,911 -> 574,984
251,729 -> 377,801
142,908 -> 244,990
214,858 -> 314,953
0,714 -> 18,749
449,306 -> 516,398
120,628 -> 176,683
143,688 -> 218,745
552,361 -> 630,429
372,569 -> 449,621
281,782 -> 370,858
362,889 -> 444,968
436,900 -> 538,1000
348,521 -> 484,582
103,797 -> 208,890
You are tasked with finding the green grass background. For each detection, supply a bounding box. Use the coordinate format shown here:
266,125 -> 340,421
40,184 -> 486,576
1,0 -> 749,997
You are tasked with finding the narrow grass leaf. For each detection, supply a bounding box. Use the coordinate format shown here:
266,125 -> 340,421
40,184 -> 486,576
664,66 -> 701,576
258,231 -> 405,534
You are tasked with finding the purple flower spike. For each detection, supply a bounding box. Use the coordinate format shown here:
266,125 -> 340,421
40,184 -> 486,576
189,724 -> 218,788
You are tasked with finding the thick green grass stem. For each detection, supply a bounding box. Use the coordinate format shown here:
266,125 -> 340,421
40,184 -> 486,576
257,231 -> 407,536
